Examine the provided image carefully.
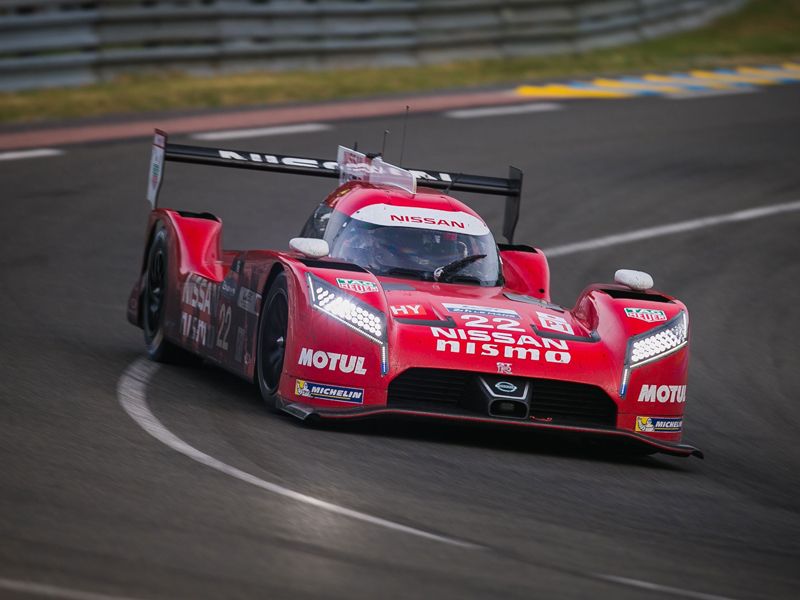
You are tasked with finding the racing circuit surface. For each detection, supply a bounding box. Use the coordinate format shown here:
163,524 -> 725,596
1,85 -> 799,600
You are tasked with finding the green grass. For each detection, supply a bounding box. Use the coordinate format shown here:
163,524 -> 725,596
1,0 -> 799,125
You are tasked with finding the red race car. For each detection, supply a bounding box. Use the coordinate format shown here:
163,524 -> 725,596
128,130 -> 701,458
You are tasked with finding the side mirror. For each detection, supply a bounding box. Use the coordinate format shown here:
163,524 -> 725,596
289,237 -> 329,258
614,269 -> 654,291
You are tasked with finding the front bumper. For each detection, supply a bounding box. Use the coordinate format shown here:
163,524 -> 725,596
275,397 -> 703,459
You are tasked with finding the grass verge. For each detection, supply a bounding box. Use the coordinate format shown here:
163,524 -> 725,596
1,0 -> 798,125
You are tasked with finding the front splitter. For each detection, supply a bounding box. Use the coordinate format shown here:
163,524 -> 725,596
276,398 -> 703,459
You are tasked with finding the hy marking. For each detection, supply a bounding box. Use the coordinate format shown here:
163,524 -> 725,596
192,123 -> 331,141
0,148 -> 63,161
445,103 -> 562,119
543,199 -> 800,257
116,358 -> 479,549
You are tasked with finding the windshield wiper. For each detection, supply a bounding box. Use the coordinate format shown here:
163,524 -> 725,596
433,254 -> 487,282
384,267 -> 432,281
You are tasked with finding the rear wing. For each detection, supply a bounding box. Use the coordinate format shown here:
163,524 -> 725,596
147,130 -> 524,243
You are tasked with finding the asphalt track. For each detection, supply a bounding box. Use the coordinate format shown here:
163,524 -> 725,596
1,84 -> 799,600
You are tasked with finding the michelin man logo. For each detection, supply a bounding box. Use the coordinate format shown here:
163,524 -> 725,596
295,379 -> 311,398
637,416 -> 656,432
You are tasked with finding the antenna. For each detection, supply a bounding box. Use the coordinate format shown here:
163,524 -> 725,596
399,105 -> 409,167
381,129 -> 390,158
353,141 -> 358,152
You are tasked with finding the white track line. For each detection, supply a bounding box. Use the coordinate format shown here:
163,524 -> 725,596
445,103 -> 562,119
543,199 -> 800,257
595,574 -> 735,600
0,577 -> 143,600
0,148 -> 63,162
117,358 -> 479,549
192,123 -> 331,141
116,358 -> 740,599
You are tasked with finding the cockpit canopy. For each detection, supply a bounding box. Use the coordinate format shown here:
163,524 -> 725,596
301,189 -> 502,286
299,147 -> 502,286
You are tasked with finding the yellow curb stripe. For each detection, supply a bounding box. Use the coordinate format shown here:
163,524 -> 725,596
690,70 -> 778,85
591,78 -> 683,93
737,67 -> 800,80
642,74 -> 734,89
516,84 -> 631,98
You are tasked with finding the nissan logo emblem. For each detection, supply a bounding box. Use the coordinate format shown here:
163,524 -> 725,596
495,381 -> 517,393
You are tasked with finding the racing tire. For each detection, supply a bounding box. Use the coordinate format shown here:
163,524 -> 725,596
142,224 -> 184,362
256,271 -> 289,412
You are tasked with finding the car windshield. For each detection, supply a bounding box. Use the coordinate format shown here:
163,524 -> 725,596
324,210 -> 502,286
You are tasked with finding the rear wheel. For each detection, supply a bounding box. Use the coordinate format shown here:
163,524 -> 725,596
142,224 -> 182,362
257,272 -> 289,410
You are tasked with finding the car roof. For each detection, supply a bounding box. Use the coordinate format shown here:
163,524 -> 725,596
322,181 -> 484,221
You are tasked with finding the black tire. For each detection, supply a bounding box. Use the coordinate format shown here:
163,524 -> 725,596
142,224 -> 183,362
256,271 -> 289,411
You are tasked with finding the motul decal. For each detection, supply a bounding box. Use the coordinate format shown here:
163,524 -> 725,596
637,385 -> 686,403
298,348 -> 367,375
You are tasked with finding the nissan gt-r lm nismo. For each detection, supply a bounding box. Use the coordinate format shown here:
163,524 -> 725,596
127,130 -> 701,458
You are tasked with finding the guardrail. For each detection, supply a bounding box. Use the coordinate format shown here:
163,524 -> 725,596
0,0 -> 745,91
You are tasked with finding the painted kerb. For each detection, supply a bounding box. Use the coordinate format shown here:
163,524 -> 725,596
0,0 -> 745,91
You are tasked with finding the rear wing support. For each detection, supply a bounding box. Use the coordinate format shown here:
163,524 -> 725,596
147,131 -> 524,243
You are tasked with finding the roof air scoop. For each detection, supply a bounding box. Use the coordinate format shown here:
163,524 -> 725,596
614,269 -> 654,291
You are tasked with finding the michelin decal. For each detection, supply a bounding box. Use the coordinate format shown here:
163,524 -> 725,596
295,380 -> 364,403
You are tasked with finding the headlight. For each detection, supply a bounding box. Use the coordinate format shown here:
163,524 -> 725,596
306,272 -> 386,345
620,311 -> 688,396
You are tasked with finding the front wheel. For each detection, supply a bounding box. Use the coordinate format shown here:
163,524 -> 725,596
256,272 -> 289,410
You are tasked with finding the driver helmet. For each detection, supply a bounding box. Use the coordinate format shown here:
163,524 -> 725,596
371,227 -> 466,270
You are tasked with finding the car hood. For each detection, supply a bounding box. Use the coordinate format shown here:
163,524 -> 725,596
379,277 -> 622,393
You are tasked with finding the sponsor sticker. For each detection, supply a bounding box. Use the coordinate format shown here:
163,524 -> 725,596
220,276 -> 237,299
182,274 -> 214,315
635,416 -> 683,433
496,362 -> 513,375
443,303 -> 519,318
536,311 -> 574,335
638,384 -> 686,404
390,304 -> 426,317
350,204 -> 490,236
433,325 -> 572,364
336,278 -> 379,294
624,307 -> 667,323
298,348 -> 367,375
237,287 -> 261,315
295,379 -> 364,404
